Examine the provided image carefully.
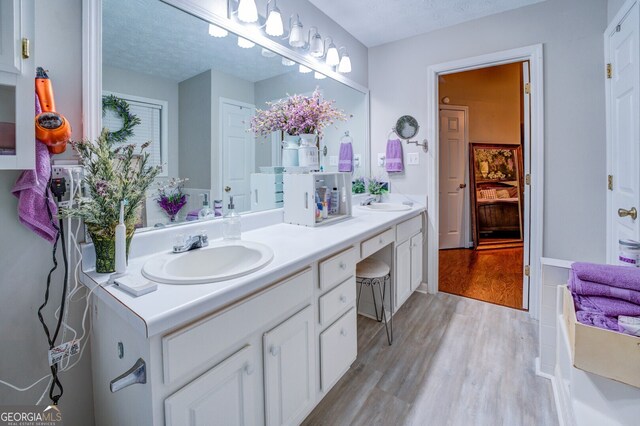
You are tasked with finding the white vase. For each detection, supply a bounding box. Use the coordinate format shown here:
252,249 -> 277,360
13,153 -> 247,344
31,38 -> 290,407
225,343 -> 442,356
298,133 -> 319,170
282,134 -> 299,167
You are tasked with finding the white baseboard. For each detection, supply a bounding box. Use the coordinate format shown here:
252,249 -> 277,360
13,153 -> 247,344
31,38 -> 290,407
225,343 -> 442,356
535,357 -> 570,426
415,282 -> 429,294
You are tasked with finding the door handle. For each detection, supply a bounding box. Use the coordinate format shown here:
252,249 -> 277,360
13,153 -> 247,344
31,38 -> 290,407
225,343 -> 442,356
224,186 -> 231,193
618,207 -> 638,220
459,183 -> 467,189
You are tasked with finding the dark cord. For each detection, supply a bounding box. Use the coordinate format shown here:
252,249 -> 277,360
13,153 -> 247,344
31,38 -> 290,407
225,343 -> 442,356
37,174 -> 69,405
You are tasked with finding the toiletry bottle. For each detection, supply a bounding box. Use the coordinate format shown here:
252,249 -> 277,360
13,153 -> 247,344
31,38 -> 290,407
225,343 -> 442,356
198,193 -> 214,219
331,187 -> 340,215
223,196 -> 241,239
115,200 -> 127,274
315,191 -> 323,222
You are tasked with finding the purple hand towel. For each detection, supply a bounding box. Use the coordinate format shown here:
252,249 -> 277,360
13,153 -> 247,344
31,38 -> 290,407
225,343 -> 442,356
573,293 -> 640,317
575,311 -> 619,332
572,262 -> 640,291
385,139 -> 403,173
338,142 -> 353,172
569,270 -> 640,305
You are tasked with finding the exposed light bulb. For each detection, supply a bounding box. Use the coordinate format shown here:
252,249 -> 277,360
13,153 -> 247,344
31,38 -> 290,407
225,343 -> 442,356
237,0 -> 258,23
299,64 -> 312,74
314,72 -> 326,80
265,5 -> 284,36
288,15 -> 305,48
338,52 -> 352,73
326,42 -> 340,67
309,28 -> 324,58
208,24 -> 228,38
262,48 -> 276,58
282,57 -> 296,66
237,37 -> 255,49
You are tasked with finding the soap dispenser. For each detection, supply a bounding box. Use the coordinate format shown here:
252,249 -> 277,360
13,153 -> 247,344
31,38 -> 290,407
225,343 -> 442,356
198,193 -> 214,220
223,196 -> 241,240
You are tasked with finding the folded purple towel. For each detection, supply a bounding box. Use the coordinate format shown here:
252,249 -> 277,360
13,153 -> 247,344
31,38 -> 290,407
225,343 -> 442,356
572,262 -> 640,291
385,139 -> 403,173
575,311 -> 619,331
573,293 -> 640,317
338,142 -> 353,172
569,270 -> 640,305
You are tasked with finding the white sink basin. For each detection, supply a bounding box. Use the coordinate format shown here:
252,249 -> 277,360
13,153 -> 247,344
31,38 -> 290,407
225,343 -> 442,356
142,240 -> 274,285
359,203 -> 412,212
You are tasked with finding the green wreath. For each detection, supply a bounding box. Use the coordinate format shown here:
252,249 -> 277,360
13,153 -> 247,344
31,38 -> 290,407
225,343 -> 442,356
102,94 -> 141,143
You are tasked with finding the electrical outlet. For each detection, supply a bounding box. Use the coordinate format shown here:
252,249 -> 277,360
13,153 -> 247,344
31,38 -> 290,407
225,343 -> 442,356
377,153 -> 386,167
407,152 -> 419,165
329,155 -> 338,166
52,165 -> 84,206
354,154 -> 361,168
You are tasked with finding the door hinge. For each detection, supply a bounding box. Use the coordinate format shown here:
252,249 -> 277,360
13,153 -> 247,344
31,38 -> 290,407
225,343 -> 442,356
21,38 -> 30,59
607,63 -> 613,79
524,82 -> 531,95
616,24 -> 621,32
608,174 -> 613,191
524,265 -> 530,277
525,174 -> 531,185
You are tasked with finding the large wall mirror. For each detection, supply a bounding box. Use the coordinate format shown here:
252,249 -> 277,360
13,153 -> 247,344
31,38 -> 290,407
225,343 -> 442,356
100,0 -> 369,231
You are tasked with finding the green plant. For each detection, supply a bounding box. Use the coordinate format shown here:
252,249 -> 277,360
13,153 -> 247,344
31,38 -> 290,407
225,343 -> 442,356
60,129 -> 161,238
367,178 -> 389,196
102,95 -> 141,143
352,177 -> 366,194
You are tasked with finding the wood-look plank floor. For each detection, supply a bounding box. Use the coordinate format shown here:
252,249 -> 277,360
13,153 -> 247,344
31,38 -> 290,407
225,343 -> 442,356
302,292 -> 557,426
439,248 -> 524,310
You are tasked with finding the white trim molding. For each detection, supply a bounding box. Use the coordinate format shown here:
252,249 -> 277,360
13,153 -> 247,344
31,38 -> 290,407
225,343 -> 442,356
426,44 -> 545,320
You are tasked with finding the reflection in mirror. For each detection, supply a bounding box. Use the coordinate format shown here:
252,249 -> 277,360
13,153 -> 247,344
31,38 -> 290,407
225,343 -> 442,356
0,85 -> 16,155
102,0 -> 367,232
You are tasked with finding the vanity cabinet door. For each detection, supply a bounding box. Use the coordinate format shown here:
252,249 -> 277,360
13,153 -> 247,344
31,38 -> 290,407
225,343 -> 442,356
395,239 -> 412,309
164,345 -> 259,426
410,233 -> 423,291
263,305 -> 316,426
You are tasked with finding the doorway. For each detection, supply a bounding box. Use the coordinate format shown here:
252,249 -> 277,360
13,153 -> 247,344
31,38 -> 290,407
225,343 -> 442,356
427,45 -> 544,318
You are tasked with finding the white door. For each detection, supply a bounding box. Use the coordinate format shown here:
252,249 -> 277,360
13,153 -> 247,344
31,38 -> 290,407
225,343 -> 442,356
438,108 -> 468,249
222,101 -> 255,213
607,3 -> 640,262
522,61 -> 532,309
263,305 -> 315,426
164,345 -> 259,426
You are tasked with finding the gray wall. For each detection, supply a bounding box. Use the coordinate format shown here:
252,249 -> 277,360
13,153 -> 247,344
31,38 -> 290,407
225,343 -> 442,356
103,65 -> 180,177
369,0 -> 608,263
0,1 -> 94,426
608,0 -> 627,23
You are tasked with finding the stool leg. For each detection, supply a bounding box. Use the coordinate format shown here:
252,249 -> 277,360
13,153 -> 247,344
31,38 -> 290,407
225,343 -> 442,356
388,275 -> 393,344
356,280 -> 364,314
376,280 -> 392,345
371,283 -> 381,322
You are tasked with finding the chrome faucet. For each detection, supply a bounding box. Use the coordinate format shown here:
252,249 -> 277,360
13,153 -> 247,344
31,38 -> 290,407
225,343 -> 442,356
173,232 -> 209,253
361,197 -> 377,206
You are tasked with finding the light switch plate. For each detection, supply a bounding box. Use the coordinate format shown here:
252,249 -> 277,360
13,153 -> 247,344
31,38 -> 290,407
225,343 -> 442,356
329,155 -> 338,166
354,154 -> 361,167
378,153 -> 386,167
407,152 -> 419,165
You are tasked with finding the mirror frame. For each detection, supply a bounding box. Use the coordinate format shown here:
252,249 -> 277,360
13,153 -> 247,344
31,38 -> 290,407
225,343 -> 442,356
82,0 -> 371,230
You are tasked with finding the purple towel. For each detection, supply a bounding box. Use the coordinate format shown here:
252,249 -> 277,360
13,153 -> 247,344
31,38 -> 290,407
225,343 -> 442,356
575,311 -> 619,332
569,270 -> 640,305
573,293 -> 640,317
385,139 -> 403,172
11,95 -> 58,244
338,142 -> 353,172
572,262 -> 640,291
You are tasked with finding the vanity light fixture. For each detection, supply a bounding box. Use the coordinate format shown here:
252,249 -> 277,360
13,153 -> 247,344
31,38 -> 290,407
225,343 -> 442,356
237,36 -> 255,49
282,57 -> 296,66
261,48 -> 276,58
308,27 -> 324,57
237,0 -> 258,23
325,38 -> 340,67
288,14 -> 306,48
338,47 -> 352,73
314,71 -> 326,80
208,24 -> 229,38
265,0 -> 284,36
299,64 -> 312,73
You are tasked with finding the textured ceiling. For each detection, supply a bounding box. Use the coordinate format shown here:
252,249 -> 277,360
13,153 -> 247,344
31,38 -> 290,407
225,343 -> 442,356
103,0 -> 295,82
308,0 -> 546,47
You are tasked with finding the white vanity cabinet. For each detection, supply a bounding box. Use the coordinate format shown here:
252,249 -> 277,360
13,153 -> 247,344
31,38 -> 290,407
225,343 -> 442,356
0,0 -> 34,170
263,305 -> 315,426
395,215 -> 424,310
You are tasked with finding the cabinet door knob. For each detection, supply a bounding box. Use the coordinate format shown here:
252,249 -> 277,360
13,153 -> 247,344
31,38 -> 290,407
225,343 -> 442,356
270,346 -> 280,357
618,207 -> 638,220
379,237 -> 384,244
244,363 -> 254,376
339,295 -> 347,303
339,262 -> 346,270
340,328 -> 347,337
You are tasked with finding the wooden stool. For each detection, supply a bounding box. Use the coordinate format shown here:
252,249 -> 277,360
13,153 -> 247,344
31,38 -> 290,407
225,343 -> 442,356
356,258 -> 393,345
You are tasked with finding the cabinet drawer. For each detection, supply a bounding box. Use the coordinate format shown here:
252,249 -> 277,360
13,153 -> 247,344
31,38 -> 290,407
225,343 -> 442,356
320,308 -> 357,392
319,276 -> 356,327
162,268 -> 313,384
361,228 -> 394,259
396,214 -> 422,244
319,246 -> 357,291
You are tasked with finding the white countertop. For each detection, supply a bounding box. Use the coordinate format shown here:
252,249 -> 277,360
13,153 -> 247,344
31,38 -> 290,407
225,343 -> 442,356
81,198 -> 426,338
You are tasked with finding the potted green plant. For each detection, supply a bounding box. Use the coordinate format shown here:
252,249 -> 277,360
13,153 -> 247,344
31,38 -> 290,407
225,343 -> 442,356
368,177 -> 388,202
60,129 -> 160,273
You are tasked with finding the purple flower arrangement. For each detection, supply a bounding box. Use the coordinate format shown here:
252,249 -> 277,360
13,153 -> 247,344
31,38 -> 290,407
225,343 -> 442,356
250,89 -> 347,138
156,177 -> 189,222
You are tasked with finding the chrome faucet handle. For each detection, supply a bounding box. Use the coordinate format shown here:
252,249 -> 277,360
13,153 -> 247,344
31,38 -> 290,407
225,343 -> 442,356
110,358 -> 146,393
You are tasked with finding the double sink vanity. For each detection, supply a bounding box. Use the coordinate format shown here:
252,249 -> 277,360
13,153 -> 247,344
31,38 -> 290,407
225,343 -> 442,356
81,195 -> 426,425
